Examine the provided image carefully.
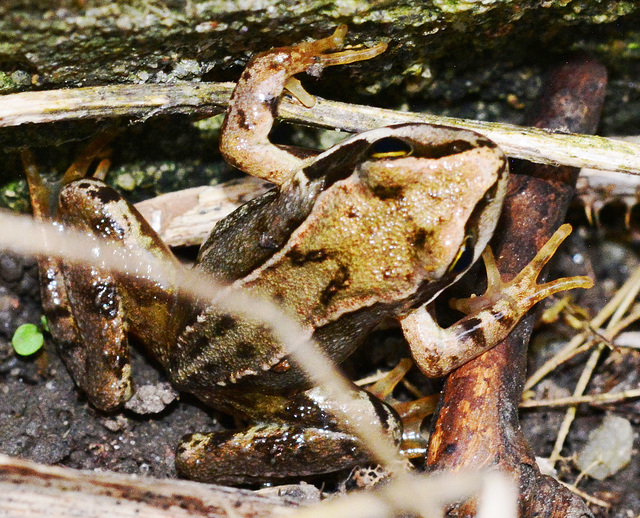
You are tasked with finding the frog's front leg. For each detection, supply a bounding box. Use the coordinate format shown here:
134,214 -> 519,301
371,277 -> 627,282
25,150 -> 184,411
175,386 -> 403,484
400,224 -> 593,378
220,25 -> 386,185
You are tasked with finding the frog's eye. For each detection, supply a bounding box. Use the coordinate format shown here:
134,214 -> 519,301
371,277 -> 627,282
448,235 -> 475,275
370,137 -> 413,158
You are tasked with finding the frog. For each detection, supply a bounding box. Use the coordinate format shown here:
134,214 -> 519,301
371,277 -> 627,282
24,26 -> 593,485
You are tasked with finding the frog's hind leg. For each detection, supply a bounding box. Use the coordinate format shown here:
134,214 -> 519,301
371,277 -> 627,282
24,139 -> 182,411
174,386 -> 403,485
54,178 -> 185,410
23,143 -> 132,411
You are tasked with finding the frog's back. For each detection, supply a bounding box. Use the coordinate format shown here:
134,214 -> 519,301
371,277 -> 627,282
170,125 -> 507,406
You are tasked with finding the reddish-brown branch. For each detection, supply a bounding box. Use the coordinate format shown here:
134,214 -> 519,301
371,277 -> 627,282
426,58 -> 607,517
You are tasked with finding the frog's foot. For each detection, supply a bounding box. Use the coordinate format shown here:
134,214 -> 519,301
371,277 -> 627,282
22,134 -> 113,219
281,25 -> 388,108
400,224 -> 593,378
175,386 -> 403,484
220,26 -> 387,185
450,224 -> 593,315
59,133 -> 113,184
366,358 -> 435,460
290,24 -> 388,81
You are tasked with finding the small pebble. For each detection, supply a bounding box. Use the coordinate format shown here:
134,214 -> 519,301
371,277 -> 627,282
575,414 -> 633,480
124,382 -> 177,414
0,254 -> 23,283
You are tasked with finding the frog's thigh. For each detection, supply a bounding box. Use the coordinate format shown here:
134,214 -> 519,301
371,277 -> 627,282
175,387 -> 402,484
176,423 -> 370,484
56,179 -> 179,410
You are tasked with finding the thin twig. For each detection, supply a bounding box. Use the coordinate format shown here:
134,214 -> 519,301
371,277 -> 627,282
1,84 -> 640,175
520,388 -> 640,408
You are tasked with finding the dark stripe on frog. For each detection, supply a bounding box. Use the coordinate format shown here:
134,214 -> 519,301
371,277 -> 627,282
287,248 -> 328,266
380,123 -> 497,156
320,264 -> 350,306
236,109 -> 251,130
411,228 -> 434,248
89,281 -> 120,320
302,138 -> 371,184
461,316 -> 487,351
417,140 -> 477,159
85,184 -> 122,205
371,183 -> 403,200
490,308 -> 515,329
235,341 -> 257,360
209,314 -> 238,337
47,305 -> 71,321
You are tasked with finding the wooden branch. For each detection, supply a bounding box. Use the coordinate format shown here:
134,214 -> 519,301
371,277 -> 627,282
425,57 -> 606,517
134,177 -> 272,247
0,454 -> 297,518
1,83 -> 639,175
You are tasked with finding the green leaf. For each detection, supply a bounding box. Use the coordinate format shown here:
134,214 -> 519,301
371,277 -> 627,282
12,323 -> 44,356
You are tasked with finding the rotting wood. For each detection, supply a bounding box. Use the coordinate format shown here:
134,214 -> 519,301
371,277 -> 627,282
0,453 -> 298,518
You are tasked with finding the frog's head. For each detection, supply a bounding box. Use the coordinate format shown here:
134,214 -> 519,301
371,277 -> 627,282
335,124 -> 508,285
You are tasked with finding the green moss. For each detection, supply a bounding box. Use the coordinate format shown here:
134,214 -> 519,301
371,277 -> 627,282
0,180 -> 30,212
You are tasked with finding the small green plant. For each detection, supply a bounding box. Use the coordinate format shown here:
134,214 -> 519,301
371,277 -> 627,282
12,323 -> 44,356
